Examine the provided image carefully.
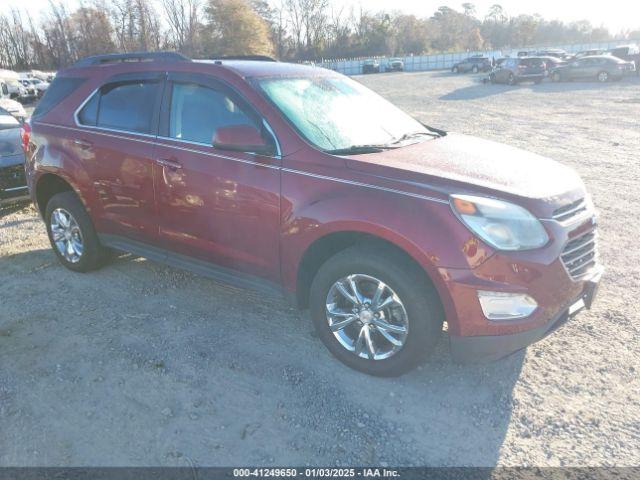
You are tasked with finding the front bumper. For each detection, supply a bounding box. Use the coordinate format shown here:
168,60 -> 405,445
449,266 -> 602,362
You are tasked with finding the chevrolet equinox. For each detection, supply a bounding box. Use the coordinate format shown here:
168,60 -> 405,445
23,52 -> 602,376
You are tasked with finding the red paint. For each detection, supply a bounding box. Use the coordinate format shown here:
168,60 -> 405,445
25,59 -> 600,341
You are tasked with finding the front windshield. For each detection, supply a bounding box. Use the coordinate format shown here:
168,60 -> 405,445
255,75 -> 429,152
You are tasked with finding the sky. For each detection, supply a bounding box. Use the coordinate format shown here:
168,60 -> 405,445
6,0 -> 640,34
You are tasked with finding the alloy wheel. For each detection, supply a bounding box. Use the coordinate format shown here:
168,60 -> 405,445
325,274 -> 409,361
598,71 -> 608,82
50,208 -> 84,263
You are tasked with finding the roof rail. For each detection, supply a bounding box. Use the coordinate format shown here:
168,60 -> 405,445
214,55 -> 278,62
73,51 -> 191,67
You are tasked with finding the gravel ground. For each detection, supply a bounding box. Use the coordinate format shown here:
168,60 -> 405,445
1,71 -> 639,467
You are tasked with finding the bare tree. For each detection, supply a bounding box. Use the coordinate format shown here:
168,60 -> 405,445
162,0 -> 200,54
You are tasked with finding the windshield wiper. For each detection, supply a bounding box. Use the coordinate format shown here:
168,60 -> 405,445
389,131 -> 440,145
327,144 -> 395,155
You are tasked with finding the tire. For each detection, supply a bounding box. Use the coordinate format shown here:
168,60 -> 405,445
534,77 -> 543,84
597,71 -> 609,83
508,73 -> 516,85
472,65 -> 479,73
452,66 -> 459,74
552,71 -> 562,82
45,191 -> 109,272
309,245 -> 444,376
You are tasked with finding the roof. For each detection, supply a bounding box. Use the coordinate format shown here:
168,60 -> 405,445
196,60 -> 334,78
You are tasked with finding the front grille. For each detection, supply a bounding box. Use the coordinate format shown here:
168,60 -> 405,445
552,198 -> 588,223
561,228 -> 597,280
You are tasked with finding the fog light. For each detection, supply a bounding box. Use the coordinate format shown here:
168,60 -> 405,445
477,291 -> 538,321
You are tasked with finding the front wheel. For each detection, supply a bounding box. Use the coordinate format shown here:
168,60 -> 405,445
597,71 -> 609,83
552,71 -> 562,82
45,191 -> 110,272
472,65 -> 479,73
309,245 -> 443,376
452,66 -> 459,74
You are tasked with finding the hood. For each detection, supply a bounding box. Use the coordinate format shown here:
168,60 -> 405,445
346,132 -> 585,201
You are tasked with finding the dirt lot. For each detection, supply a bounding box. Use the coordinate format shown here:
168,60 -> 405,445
1,71 -> 639,467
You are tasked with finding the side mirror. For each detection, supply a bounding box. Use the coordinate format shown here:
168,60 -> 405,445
212,124 -> 275,156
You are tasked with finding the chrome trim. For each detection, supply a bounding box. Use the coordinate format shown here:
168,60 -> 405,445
3,185 -> 28,192
281,168 -> 449,204
155,136 -> 281,169
262,118 -> 282,158
35,122 -> 450,205
559,227 -> 599,281
73,87 -> 99,127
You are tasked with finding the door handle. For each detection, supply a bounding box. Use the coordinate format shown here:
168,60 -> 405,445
156,158 -> 183,170
73,139 -> 93,150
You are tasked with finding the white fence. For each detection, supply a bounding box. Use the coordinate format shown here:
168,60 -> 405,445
318,40 -> 637,75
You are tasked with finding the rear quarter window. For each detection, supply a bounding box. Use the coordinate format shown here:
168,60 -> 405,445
32,77 -> 85,120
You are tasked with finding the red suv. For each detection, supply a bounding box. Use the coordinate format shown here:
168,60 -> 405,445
23,52 -> 602,376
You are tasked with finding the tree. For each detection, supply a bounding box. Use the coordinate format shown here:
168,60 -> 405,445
162,0 -> 201,55
68,7 -> 115,59
203,0 -> 274,57
461,3 -> 476,17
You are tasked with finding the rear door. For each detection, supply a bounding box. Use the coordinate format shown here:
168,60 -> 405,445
73,72 -> 163,243
153,72 -> 281,283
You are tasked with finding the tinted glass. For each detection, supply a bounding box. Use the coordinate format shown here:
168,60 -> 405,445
78,93 -> 99,126
97,80 -> 159,134
169,82 -> 258,144
32,77 -> 85,120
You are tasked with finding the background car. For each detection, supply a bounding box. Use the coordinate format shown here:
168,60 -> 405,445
490,57 -> 546,84
536,48 -> 569,59
608,44 -> 640,73
0,106 -> 27,202
18,80 -> 38,101
451,56 -> 491,73
574,49 -> 607,59
4,79 -> 27,100
0,81 -> 27,121
26,78 -> 50,97
386,58 -> 404,72
362,59 -> 380,74
551,55 -> 636,82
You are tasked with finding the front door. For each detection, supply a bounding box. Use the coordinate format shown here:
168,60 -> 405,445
153,73 -> 281,283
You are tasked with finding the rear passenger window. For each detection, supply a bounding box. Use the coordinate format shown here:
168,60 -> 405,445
98,81 -> 159,133
77,79 -> 160,134
168,82 -> 258,144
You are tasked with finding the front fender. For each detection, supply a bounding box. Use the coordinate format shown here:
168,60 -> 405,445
280,180 -> 494,296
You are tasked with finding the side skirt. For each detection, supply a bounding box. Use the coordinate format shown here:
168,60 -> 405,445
99,234 -> 288,300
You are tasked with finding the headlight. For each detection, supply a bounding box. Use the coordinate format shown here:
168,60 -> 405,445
450,194 -> 549,251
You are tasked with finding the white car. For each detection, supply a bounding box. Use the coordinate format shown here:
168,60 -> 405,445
26,78 -> 50,97
0,81 -> 27,122
6,80 -> 28,100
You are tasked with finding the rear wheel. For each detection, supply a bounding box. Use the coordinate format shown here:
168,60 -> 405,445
507,73 -> 516,85
309,245 -> 443,376
45,191 -> 109,272
552,71 -> 562,82
597,71 -> 609,83
472,65 -> 479,73
452,66 -> 459,74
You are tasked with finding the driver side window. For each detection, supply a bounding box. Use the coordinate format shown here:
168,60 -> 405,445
168,82 -> 259,145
